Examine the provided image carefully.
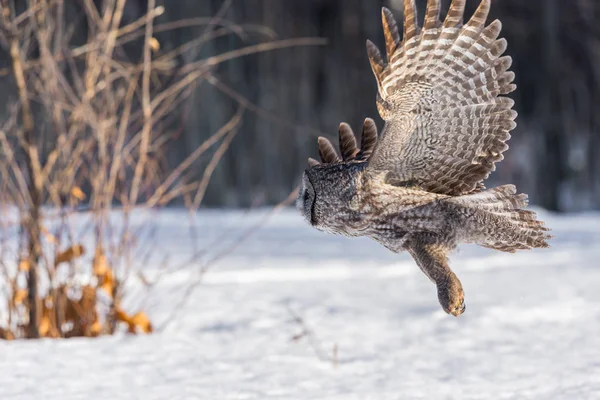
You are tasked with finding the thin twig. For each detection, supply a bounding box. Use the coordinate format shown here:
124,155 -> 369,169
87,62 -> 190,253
287,305 -> 339,367
158,186 -> 300,331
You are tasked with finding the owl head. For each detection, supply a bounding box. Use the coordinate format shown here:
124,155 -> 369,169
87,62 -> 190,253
298,119 -> 378,233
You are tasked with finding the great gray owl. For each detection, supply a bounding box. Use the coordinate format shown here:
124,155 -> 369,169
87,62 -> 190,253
297,0 -> 552,316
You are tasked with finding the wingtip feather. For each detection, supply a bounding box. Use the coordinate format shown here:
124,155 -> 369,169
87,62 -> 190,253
466,0 -> 491,30
358,118 -> 378,160
366,39 -> 384,85
338,122 -> 358,161
317,136 -> 340,163
424,0 -> 441,29
403,0 -> 420,43
443,0 -> 466,28
381,7 -> 400,60
308,157 -> 320,167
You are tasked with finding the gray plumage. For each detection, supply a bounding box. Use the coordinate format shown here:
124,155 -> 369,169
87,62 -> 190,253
297,0 -> 552,317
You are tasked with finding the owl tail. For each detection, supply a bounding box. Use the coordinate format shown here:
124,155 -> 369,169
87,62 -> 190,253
450,185 -> 552,253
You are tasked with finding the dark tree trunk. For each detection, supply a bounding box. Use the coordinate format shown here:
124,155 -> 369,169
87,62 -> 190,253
1,0 -> 600,210
538,0 -> 563,211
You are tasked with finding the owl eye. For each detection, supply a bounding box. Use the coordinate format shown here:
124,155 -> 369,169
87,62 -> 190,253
303,189 -> 310,201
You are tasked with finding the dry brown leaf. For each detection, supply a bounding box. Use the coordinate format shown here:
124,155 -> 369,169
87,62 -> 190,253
80,285 -> 96,309
71,186 -> 86,201
149,37 -> 160,52
89,320 -> 102,337
94,247 -> 116,297
62,285 -> 98,338
39,315 -> 51,337
18,260 -> 29,272
14,289 -> 28,305
38,296 -> 60,338
41,226 -> 58,244
55,244 -> 85,265
99,269 -> 115,297
93,248 -> 109,277
115,308 -> 152,334
0,327 -> 14,340
127,323 -> 136,334
115,307 -> 131,324
115,307 -> 136,333
131,312 -> 153,333
38,296 -> 61,338
100,280 -> 114,297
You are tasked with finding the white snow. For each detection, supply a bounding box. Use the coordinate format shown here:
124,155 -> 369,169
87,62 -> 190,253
1,208 -> 600,400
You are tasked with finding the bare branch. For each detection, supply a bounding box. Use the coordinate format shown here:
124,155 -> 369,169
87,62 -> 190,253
129,0 -> 156,205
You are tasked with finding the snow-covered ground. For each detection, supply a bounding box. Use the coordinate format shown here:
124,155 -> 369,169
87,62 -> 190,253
2,208 -> 600,399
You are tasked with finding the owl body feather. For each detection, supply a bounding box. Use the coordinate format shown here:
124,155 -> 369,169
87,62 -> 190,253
298,0 -> 552,316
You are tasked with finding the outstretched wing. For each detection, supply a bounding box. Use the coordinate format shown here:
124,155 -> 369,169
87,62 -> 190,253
366,0 -> 516,195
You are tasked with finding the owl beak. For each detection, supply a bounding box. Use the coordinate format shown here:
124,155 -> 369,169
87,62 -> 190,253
296,183 -> 306,212
298,172 -> 316,226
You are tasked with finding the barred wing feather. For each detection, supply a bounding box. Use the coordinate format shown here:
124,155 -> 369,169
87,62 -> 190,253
366,0 -> 517,195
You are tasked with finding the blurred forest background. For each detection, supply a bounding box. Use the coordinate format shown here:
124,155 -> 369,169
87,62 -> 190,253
0,0 -> 598,212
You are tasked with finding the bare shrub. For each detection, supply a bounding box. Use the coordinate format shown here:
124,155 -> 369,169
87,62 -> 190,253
0,0 -> 324,339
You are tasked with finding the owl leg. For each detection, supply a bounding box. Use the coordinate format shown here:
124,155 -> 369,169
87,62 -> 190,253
405,234 -> 465,317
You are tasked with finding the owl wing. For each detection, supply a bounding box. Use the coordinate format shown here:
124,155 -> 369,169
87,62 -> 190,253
366,0 -> 516,195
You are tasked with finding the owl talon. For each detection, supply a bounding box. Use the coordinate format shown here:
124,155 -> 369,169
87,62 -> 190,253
437,275 -> 465,317
453,300 -> 466,317
444,300 -> 465,317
